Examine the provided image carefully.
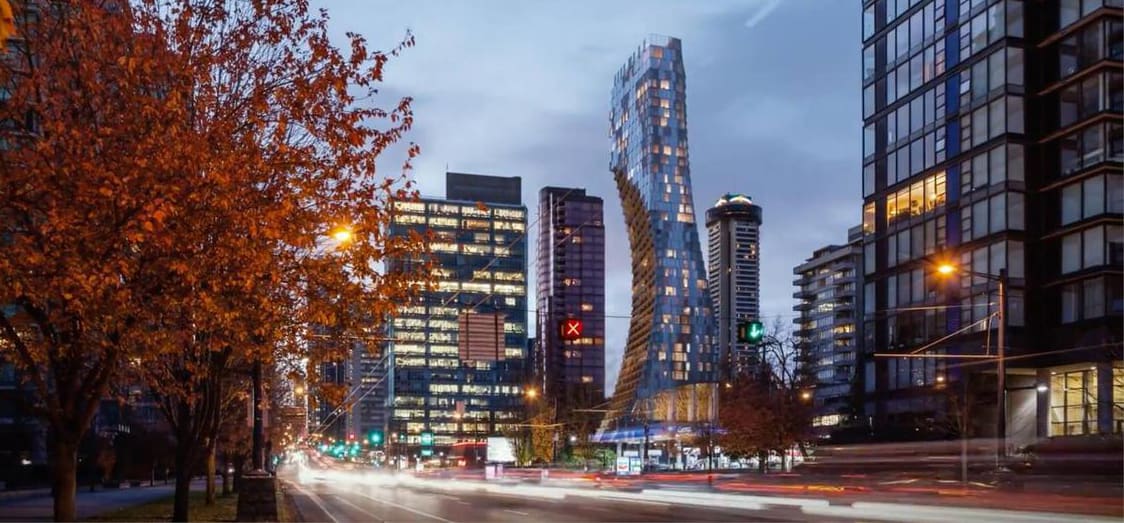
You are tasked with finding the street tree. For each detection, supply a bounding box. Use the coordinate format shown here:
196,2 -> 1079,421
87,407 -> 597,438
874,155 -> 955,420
717,323 -> 815,472
0,1 -> 429,520
0,3 -> 202,519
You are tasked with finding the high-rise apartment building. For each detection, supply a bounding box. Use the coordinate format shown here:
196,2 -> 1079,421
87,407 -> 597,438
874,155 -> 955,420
860,0 -> 1121,444
384,172 -> 528,456
536,187 -> 606,424
794,226 -> 863,436
600,35 -> 717,441
706,193 -> 764,379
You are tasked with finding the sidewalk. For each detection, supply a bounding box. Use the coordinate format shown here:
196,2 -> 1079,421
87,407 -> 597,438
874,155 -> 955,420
0,480 -> 204,521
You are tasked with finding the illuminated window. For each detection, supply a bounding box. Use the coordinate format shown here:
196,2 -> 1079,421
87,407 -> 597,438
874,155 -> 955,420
886,171 -> 946,225
494,271 -> 523,282
664,286 -> 677,296
580,303 -> 594,312
1050,369 -> 1099,436
393,201 -> 425,213
494,208 -> 524,220
437,281 -> 460,292
494,284 -> 524,296
393,214 -> 426,225
431,215 -> 463,226
463,244 -> 492,255
462,282 -> 491,293
461,205 -> 490,217
660,80 -> 670,90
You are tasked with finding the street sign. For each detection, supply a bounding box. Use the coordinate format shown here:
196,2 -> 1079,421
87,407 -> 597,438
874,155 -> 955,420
420,431 -> 434,447
421,449 -> 433,457
560,318 -> 583,340
615,457 -> 631,475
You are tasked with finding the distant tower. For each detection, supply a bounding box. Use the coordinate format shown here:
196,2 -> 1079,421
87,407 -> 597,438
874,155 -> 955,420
706,194 -> 763,379
536,187 -> 606,425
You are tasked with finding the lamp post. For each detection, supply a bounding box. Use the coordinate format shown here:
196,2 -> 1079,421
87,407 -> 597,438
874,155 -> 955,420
938,264 -> 1007,466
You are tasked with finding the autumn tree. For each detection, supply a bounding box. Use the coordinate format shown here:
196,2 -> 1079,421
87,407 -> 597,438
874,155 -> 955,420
0,3 -> 203,519
717,324 -> 815,472
0,1 -> 429,521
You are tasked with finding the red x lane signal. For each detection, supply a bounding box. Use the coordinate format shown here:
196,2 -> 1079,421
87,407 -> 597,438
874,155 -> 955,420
560,318 -> 583,340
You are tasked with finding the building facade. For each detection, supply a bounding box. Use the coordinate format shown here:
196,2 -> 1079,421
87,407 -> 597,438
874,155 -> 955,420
536,187 -> 606,425
384,172 -> 529,456
794,226 -> 863,436
600,35 -> 717,442
706,193 -> 764,379
860,0 -> 1122,444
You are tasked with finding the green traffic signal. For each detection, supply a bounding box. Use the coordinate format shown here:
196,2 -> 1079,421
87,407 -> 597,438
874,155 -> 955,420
738,321 -> 764,343
369,430 -> 384,445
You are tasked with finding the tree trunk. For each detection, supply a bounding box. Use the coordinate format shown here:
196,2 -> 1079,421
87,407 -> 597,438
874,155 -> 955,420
51,438 -> 78,522
204,445 -> 216,505
172,442 -> 196,522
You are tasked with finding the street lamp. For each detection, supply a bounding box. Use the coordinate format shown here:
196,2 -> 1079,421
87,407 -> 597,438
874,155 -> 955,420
330,225 -> 353,244
936,263 -> 1008,466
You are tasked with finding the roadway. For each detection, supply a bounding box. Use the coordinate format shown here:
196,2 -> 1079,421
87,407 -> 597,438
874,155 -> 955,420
285,471 -> 840,522
281,460 -> 1118,523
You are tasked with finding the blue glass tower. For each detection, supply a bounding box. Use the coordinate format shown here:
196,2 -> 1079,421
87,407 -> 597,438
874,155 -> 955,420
601,35 -> 717,439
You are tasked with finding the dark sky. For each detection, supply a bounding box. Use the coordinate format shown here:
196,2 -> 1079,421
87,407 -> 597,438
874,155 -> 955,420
315,0 -> 862,394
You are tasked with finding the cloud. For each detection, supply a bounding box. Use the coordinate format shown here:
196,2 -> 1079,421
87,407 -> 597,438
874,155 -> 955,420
744,0 -> 783,29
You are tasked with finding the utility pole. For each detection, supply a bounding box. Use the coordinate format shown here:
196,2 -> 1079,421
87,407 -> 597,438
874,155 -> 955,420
996,268 -> 1007,468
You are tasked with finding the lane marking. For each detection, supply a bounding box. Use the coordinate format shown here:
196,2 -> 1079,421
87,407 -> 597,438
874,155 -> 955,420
287,482 -> 341,523
333,494 -> 383,521
504,509 -> 530,516
347,489 -> 455,522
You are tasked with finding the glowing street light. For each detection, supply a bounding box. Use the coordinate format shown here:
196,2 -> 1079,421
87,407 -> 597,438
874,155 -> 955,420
525,388 -> 538,400
331,225 -> 353,244
935,260 -> 1009,467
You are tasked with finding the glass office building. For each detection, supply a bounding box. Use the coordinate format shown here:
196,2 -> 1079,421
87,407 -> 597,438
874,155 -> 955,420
536,187 -> 606,424
385,172 -> 528,458
860,0 -> 1122,443
600,35 -> 717,441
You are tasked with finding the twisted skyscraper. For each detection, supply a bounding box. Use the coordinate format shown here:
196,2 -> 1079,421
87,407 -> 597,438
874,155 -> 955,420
599,35 -> 717,441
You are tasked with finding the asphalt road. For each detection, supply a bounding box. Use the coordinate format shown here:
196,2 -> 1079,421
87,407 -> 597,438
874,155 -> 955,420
286,474 -> 837,522
281,464 -> 1113,523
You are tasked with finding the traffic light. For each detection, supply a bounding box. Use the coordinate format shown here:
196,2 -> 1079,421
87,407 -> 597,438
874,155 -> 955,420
737,321 -> 764,343
560,318 -> 583,340
369,430 -> 384,446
